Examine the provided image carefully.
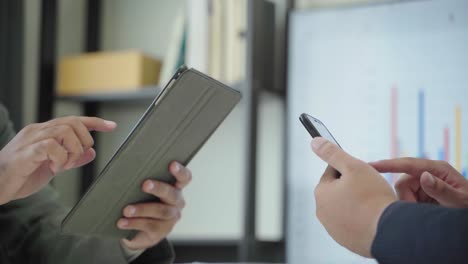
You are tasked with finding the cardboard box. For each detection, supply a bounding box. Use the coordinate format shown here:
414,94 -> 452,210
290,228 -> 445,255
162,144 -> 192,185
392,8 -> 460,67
57,50 -> 162,95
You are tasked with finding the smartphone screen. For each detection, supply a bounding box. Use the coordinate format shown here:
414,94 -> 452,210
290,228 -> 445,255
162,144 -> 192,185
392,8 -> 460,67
299,113 -> 341,148
300,113 -> 342,177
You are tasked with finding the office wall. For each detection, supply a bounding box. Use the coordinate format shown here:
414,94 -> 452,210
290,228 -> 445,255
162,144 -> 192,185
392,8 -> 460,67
22,0 -> 40,126
100,0 -> 183,60
296,0 -> 386,8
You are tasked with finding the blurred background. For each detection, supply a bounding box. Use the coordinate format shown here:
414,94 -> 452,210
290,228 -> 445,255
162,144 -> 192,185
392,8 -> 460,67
1,0 -> 467,263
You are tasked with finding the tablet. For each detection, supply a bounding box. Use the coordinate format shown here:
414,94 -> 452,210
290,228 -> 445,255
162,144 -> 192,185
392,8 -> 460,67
61,66 -> 241,239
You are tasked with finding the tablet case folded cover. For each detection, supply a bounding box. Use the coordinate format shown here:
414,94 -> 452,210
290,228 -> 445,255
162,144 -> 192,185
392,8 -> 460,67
61,67 -> 241,238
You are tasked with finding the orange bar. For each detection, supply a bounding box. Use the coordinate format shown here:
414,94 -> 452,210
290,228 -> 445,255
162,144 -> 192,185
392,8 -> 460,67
444,127 -> 450,162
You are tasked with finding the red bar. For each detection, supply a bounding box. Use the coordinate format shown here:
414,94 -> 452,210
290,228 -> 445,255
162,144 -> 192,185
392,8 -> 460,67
391,86 -> 398,183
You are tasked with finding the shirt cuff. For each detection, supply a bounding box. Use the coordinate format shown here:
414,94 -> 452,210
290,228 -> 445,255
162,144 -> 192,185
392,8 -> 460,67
120,242 -> 146,262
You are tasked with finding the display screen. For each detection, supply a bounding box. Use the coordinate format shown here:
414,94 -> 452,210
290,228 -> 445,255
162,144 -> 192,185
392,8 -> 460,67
311,115 -> 340,147
288,0 -> 468,263
302,114 -> 341,147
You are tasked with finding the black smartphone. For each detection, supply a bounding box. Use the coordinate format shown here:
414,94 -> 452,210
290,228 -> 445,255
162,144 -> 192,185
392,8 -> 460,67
299,113 -> 342,177
299,113 -> 341,148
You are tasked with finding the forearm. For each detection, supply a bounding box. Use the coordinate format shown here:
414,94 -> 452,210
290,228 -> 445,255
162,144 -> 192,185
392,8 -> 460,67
1,186 -> 124,263
371,201 -> 468,264
1,186 -> 174,264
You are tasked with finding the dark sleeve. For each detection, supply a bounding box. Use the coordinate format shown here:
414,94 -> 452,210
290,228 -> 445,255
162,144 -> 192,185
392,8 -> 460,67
0,187 -> 129,263
371,201 -> 468,264
132,240 -> 175,264
0,105 -> 174,263
1,187 -> 174,264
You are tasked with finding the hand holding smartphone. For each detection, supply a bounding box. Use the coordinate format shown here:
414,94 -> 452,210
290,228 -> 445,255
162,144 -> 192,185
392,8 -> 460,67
300,113 -> 342,177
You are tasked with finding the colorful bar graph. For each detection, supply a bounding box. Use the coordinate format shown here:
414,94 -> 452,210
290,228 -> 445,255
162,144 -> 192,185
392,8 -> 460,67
388,87 -> 466,183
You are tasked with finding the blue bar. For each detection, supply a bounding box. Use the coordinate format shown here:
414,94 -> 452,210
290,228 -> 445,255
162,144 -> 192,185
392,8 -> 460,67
438,148 -> 444,161
418,90 -> 425,158
385,173 -> 393,184
463,169 -> 467,178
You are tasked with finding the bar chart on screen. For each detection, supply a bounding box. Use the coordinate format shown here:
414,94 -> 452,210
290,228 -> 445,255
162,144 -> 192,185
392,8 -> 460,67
288,0 -> 468,263
388,87 -> 466,184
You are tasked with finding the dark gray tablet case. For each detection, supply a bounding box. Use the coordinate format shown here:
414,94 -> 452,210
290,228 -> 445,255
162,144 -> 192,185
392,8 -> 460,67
61,67 -> 241,238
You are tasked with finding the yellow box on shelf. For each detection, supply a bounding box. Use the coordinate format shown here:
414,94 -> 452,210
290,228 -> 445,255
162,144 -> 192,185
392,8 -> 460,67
57,50 -> 161,96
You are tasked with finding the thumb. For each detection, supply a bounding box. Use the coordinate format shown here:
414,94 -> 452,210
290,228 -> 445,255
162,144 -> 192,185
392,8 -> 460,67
420,171 -> 461,207
311,137 -> 356,174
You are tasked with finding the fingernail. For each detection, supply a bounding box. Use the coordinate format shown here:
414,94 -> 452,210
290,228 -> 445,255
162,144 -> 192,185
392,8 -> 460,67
423,172 -> 436,187
104,120 -> 117,128
118,219 -> 128,228
146,180 -> 155,191
173,162 -> 181,173
126,206 -> 136,216
311,137 -> 326,151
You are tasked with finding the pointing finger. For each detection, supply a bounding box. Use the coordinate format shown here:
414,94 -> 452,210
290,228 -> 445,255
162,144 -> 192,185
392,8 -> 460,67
369,158 -> 450,179
78,117 -> 117,132
420,171 -> 462,207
